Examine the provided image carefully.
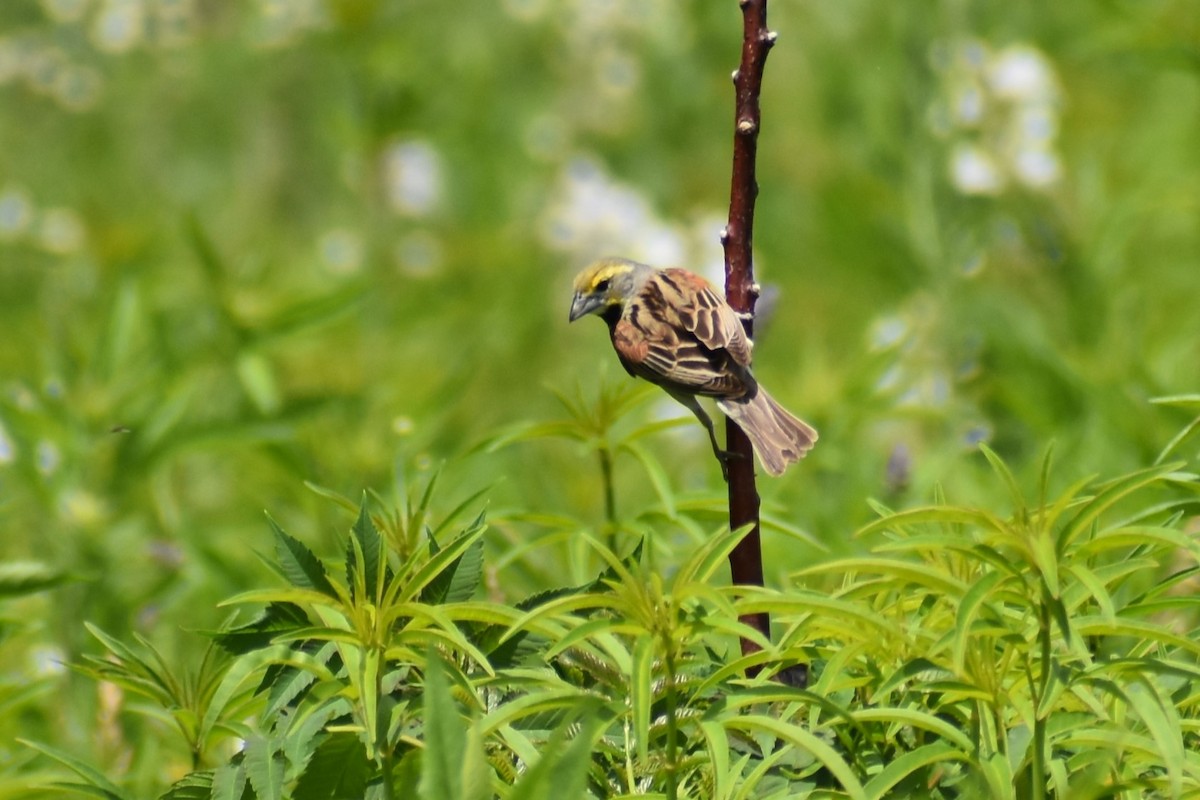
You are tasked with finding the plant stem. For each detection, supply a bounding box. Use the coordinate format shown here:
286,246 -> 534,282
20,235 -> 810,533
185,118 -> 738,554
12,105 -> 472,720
1031,595 -> 1050,800
664,643 -> 679,800
599,445 -> 618,553
722,0 -> 776,667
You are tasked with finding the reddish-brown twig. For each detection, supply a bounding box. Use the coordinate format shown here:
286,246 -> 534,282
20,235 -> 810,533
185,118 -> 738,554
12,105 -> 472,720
721,0 -> 776,668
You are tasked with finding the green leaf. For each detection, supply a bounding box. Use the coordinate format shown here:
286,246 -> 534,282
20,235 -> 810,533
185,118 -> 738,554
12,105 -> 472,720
674,524 -> 753,588
980,443 -> 1027,518
0,561 -> 69,598
856,506 -> 1007,539
421,534 -> 484,606
18,740 -> 131,800
348,496 -> 386,603
724,716 -> 867,800
852,709 -> 974,752
420,651 -> 466,800
398,520 -> 488,606
508,711 -> 601,800
631,633 -> 654,769
292,732 -> 370,800
953,569 -> 1005,673
1056,462 -> 1184,554
620,439 -> 677,519
211,759 -> 247,800
1124,677 -> 1185,797
158,771 -> 214,800
268,515 -> 335,597
863,742 -> 967,800
244,735 -> 285,800
211,603 -> 311,655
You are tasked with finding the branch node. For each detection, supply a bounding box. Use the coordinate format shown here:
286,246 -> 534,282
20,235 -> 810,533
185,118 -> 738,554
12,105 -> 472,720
719,226 -> 731,244
736,118 -> 757,135
763,30 -> 779,46
731,69 -> 740,84
749,282 -> 762,297
736,310 -> 754,322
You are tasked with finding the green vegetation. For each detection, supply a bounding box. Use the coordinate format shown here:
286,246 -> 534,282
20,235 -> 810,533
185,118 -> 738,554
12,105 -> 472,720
1,1 -> 1197,798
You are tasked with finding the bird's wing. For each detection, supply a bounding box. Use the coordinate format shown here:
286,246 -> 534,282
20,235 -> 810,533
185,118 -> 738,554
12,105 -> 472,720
611,270 -> 752,397
656,268 -> 753,367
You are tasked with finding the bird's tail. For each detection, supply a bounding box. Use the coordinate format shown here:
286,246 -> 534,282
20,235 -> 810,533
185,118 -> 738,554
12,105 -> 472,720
718,388 -> 817,477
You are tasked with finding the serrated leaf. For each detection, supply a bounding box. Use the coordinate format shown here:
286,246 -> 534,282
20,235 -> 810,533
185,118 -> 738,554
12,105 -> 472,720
421,536 -> 484,606
211,759 -> 247,800
292,732 -> 370,800
348,497 -> 386,603
158,771 -> 214,800
211,603 -> 310,655
244,735 -> 285,800
268,515 -> 335,597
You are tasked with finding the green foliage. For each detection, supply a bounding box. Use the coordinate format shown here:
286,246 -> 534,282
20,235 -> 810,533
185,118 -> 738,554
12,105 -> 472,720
1,1 -> 1198,797
19,437 -> 1200,798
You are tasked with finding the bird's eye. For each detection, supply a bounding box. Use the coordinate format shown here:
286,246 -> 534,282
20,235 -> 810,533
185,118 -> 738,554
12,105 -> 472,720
595,278 -> 611,292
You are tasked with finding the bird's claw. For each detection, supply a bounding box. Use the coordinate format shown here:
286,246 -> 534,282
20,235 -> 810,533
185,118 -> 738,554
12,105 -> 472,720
716,448 -> 747,482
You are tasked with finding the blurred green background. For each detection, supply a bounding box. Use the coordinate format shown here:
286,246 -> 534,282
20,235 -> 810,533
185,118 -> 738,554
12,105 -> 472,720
0,0 -> 1197,776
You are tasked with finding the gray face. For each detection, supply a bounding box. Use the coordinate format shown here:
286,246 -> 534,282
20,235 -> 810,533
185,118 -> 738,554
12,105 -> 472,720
568,258 -> 652,322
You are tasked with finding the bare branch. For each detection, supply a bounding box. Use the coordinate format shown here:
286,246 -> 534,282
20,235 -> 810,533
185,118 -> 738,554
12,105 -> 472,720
722,0 -> 776,669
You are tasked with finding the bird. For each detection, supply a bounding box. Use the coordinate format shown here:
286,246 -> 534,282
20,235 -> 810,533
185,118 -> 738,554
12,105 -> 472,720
568,256 -> 816,477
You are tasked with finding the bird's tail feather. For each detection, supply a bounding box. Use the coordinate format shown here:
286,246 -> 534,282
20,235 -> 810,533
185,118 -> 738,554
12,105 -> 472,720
719,388 -> 817,477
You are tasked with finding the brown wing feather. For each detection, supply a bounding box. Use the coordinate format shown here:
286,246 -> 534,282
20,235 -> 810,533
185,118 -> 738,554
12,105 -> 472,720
611,270 -> 755,399
658,268 -> 753,367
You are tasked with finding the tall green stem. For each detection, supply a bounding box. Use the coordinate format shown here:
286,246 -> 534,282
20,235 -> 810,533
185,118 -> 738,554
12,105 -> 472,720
664,642 -> 679,800
599,445 -> 618,553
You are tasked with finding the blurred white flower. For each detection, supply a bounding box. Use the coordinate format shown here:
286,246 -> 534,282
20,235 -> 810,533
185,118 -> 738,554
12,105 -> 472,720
25,46 -> 68,95
318,228 -> 363,274
36,440 -> 60,475
55,65 -> 103,112
0,186 -> 35,240
950,144 -> 1004,195
870,315 -> 910,351
523,113 -> 568,162
934,39 -> 1063,196
596,46 -> 640,96
988,46 -> 1056,102
28,644 -> 67,677
0,38 -> 22,85
153,0 -> 198,47
37,207 -> 86,254
395,231 -> 444,278
691,214 -> 728,285
502,0 -> 549,23
92,0 -> 145,54
541,156 -> 693,265
383,140 -> 443,217
0,419 -> 14,465
41,0 -> 91,23
1012,147 -> 1061,188
951,82 -> 986,127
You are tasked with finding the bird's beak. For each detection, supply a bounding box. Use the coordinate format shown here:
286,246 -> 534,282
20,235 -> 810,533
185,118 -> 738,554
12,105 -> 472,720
568,292 -> 602,322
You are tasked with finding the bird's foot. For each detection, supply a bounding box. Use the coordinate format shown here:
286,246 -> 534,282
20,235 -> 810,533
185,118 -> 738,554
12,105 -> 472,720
716,448 -> 747,482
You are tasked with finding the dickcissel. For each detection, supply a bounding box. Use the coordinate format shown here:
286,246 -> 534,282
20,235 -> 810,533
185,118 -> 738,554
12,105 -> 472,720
569,256 -> 816,477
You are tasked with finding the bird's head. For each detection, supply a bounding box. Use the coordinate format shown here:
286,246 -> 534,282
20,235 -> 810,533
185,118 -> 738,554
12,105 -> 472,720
568,257 -> 649,322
